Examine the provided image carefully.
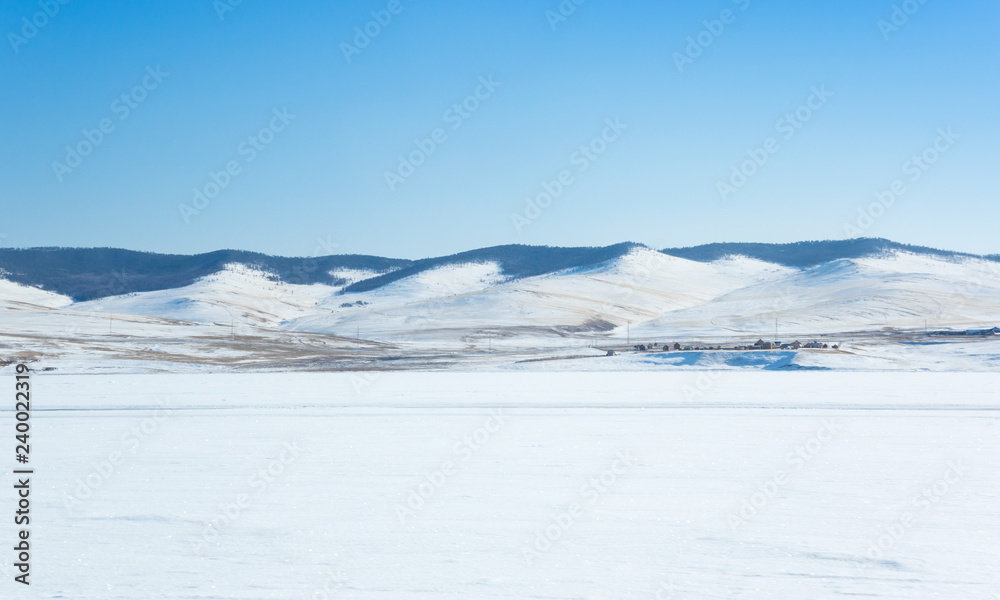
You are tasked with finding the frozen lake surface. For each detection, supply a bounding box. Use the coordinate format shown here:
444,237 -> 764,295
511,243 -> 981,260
3,372 -> 999,599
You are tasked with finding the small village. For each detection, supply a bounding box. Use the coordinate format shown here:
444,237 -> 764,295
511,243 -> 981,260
608,326 -> 1000,355
609,339 -> 836,356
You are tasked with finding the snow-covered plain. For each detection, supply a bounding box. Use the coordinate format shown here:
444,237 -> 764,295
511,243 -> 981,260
3,372 -> 998,599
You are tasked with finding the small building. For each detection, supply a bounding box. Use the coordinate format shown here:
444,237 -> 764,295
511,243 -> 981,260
606,350 -> 616,356
673,342 -> 681,350
789,340 -> 802,350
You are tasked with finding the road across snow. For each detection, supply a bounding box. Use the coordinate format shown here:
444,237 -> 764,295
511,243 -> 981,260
2,372 -> 998,599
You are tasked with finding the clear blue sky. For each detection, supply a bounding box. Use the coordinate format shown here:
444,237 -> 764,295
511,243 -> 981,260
1,0 -> 997,259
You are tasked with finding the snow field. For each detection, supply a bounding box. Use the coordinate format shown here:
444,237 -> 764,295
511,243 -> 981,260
1,372 -> 997,598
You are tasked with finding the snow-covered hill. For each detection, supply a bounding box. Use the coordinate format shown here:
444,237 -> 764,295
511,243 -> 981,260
2,241 -> 1000,371
634,252 -> 1000,338
75,263 -> 339,327
285,248 -> 796,344
283,248 -> 1000,346
6,247 -> 1000,343
0,275 -> 72,310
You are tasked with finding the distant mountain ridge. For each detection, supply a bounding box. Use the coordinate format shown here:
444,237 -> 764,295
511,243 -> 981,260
660,239 -> 998,268
0,239 -> 994,301
0,248 -> 409,301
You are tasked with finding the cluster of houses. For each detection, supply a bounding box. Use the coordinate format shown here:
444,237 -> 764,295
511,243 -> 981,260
738,339 -> 830,350
624,339 -> 833,353
925,326 -> 999,337
609,326 -> 1000,356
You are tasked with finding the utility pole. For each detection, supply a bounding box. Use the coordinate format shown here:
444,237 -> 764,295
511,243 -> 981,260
774,317 -> 778,342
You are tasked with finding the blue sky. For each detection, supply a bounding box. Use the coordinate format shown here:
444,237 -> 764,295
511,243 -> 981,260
1,0 -> 997,259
